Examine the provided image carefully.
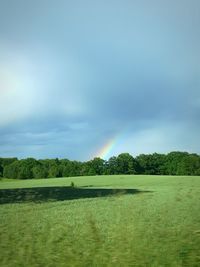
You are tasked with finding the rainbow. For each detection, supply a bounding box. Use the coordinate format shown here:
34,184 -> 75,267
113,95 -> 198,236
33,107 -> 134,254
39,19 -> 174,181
95,134 -> 120,159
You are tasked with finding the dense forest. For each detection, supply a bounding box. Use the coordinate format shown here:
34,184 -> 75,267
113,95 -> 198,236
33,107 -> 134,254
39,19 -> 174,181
0,152 -> 200,179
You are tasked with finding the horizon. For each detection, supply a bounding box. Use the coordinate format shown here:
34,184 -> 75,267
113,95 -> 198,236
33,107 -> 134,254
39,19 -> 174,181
1,150 -> 199,162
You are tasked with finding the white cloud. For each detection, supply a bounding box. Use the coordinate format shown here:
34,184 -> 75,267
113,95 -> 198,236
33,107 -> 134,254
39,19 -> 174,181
0,44 -> 89,128
0,54 -> 37,126
111,122 -> 200,157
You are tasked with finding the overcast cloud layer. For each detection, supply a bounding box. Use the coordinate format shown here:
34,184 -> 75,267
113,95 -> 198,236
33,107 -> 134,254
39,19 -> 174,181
0,0 -> 200,160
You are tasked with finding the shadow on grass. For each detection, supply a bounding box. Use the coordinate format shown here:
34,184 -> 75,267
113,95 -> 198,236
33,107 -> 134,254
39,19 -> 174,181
0,187 -> 151,204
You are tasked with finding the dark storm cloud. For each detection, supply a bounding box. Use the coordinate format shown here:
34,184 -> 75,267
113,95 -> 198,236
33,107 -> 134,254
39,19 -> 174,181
0,0 -> 200,159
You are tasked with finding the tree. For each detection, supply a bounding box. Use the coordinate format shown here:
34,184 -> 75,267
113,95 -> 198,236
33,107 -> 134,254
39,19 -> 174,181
3,160 -> 20,179
17,158 -> 37,179
1,152 -> 200,179
32,164 -> 48,179
88,157 -> 105,175
116,153 -> 137,174
177,154 -> 200,175
48,165 -> 60,178
106,156 -> 118,175
1,157 -> 18,178
136,153 -> 167,175
60,160 -> 82,177
164,152 -> 189,175
0,163 -> 3,177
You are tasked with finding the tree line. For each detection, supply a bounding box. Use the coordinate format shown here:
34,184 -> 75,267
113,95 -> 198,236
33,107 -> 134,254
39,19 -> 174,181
0,151 -> 200,179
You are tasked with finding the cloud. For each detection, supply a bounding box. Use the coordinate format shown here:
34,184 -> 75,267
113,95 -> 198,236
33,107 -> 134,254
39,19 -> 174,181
0,0 -> 200,160
0,47 -> 37,126
110,121 -> 200,158
0,43 -> 90,128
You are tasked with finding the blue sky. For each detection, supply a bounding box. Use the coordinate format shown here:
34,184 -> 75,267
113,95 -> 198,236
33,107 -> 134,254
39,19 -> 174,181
0,0 -> 200,160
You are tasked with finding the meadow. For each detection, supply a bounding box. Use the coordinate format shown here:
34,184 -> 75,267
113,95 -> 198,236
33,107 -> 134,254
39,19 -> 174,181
0,175 -> 200,266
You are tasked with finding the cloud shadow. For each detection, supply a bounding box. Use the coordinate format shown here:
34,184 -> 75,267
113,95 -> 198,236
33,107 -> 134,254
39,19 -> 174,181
0,186 -> 151,204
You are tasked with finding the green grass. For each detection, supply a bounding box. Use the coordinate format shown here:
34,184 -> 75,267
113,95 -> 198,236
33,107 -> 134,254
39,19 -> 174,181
0,175 -> 200,266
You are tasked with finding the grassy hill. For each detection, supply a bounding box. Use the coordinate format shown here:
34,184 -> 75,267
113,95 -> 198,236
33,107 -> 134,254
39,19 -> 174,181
0,175 -> 200,266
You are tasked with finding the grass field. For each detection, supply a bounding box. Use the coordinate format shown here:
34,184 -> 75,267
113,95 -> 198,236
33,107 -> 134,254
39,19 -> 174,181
0,175 -> 200,266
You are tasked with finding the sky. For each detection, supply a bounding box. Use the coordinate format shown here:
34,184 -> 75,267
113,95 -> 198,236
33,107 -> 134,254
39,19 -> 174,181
0,0 -> 200,160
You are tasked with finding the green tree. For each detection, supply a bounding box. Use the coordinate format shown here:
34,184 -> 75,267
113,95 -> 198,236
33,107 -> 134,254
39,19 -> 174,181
89,157 -> 105,175
32,164 -> 48,179
136,153 -> 166,175
106,156 -> 118,175
17,158 -> 37,179
3,160 -> 20,179
177,154 -> 200,175
164,152 -> 189,175
48,163 -> 60,178
116,153 -> 137,174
